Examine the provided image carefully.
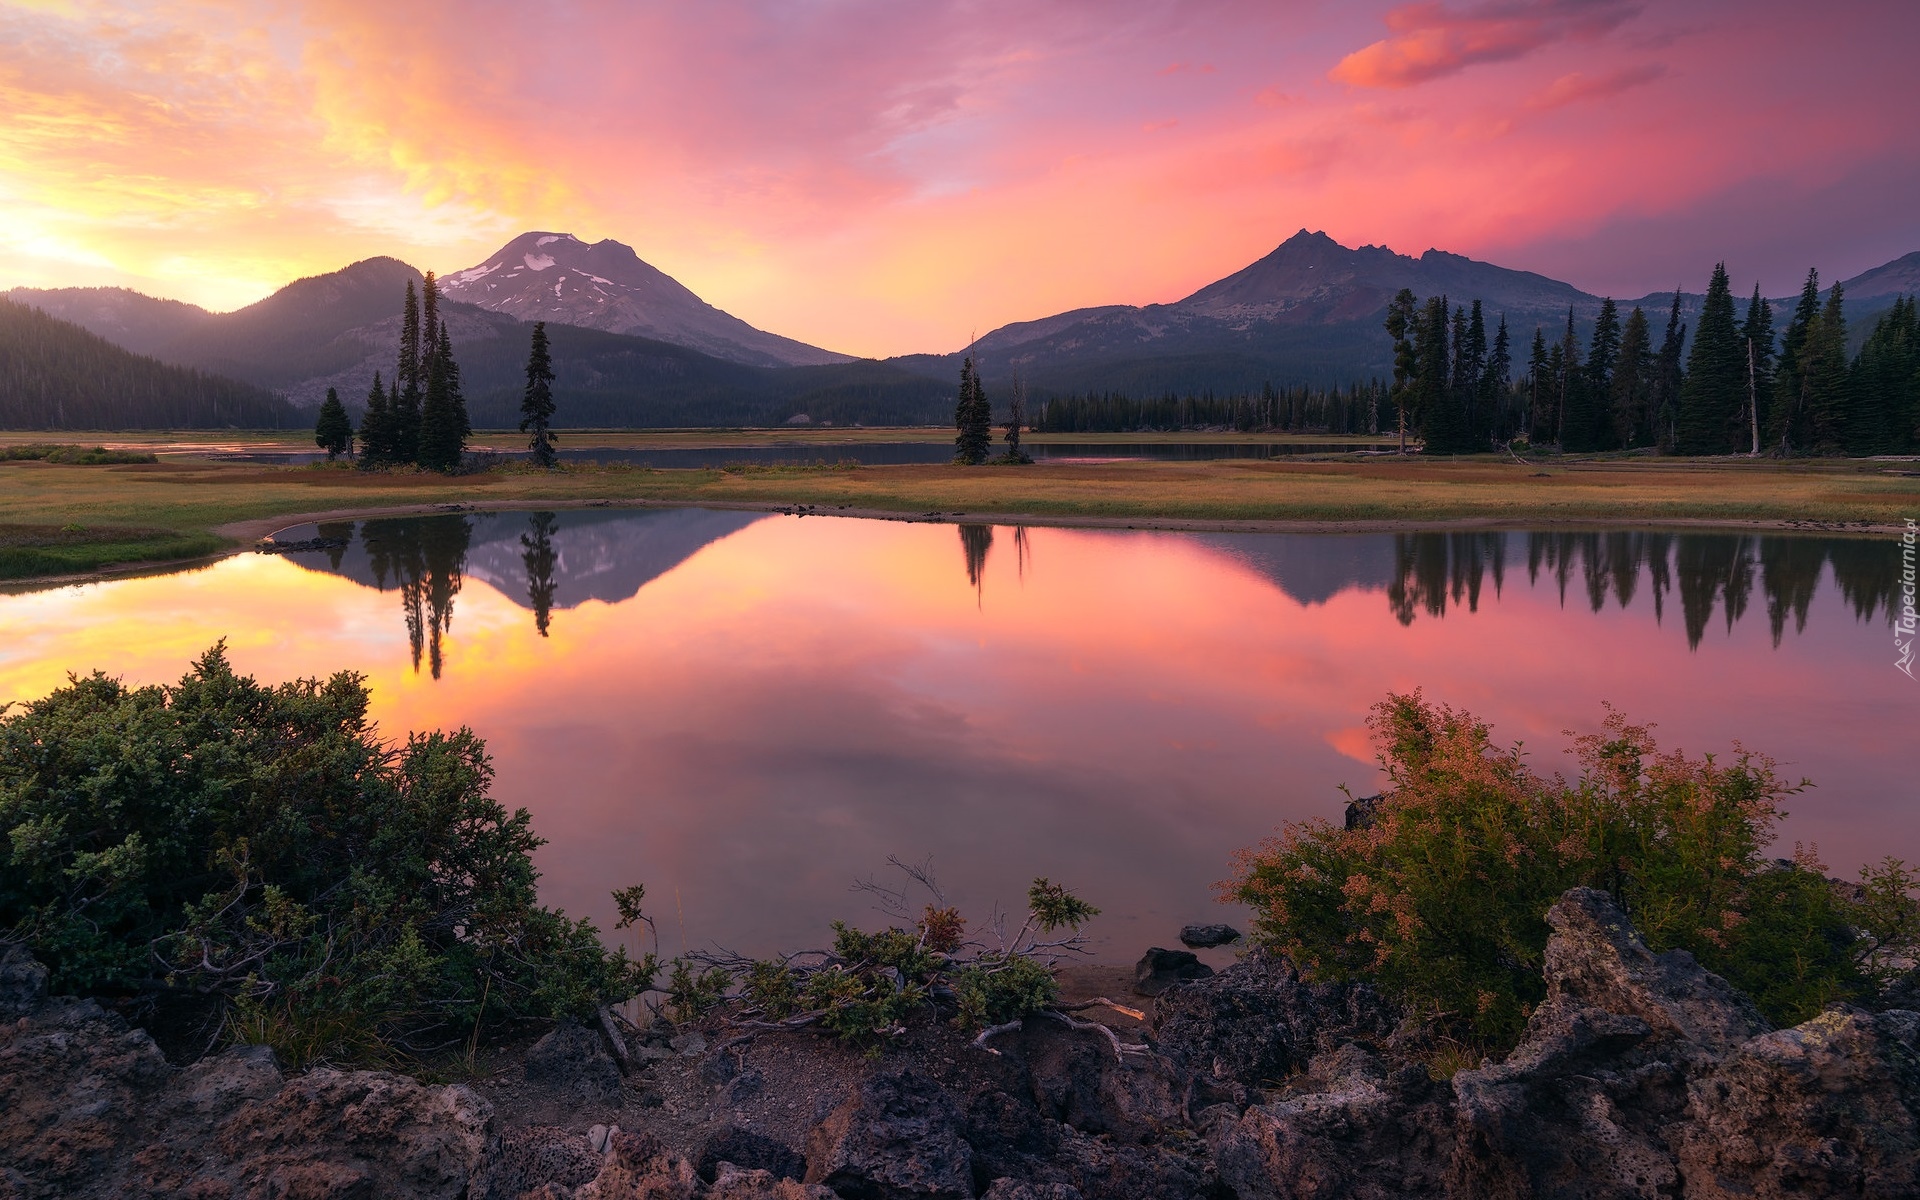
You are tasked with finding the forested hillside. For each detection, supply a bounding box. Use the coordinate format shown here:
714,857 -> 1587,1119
0,299 -> 298,428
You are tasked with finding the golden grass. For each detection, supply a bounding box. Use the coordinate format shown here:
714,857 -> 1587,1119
0,454 -> 1909,582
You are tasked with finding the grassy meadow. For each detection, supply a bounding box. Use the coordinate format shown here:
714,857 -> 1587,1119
2,433 -> 1911,584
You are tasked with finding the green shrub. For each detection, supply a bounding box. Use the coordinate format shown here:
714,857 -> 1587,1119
1227,692 -> 1918,1048
0,645 -> 653,1064
676,870 -> 1097,1046
0,443 -> 157,464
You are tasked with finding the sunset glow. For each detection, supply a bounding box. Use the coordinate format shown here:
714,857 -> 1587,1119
2,0 -> 1915,356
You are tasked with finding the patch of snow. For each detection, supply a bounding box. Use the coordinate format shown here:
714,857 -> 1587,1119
554,281 -> 564,297
447,263 -> 499,284
536,235 -> 561,247
523,253 -> 556,271
588,274 -> 614,285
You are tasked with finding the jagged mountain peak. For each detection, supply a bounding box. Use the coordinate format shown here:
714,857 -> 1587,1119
440,231 -> 851,368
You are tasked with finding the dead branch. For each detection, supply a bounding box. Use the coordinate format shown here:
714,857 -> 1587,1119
970,1019 -> 1023,1055
1052,997 -> 1146,1021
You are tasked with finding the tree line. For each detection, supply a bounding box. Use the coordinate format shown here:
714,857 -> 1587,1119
1033,380 -> 1390,436
316,278 -> 560,468
0,299 -> 298,429
1391,265 -> 1918,456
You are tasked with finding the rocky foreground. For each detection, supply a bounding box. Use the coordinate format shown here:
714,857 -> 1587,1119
4,889 -> 1918,1199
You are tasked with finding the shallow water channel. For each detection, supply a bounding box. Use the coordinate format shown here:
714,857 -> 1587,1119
1,511 -> 1909,964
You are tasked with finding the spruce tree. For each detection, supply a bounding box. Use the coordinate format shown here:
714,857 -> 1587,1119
1526,326 -> 1550,444
954,355 -> 991,465
359,373 -> 391,466
520,321 -> 558,468
1739,285 -> 1775,455
1677,264 -> 1742,454
1580,298 -> 1621,450
418,325 -> 469,471
1771,269 -> 1822,452
1652,293 -> 1687,452
1855,298 -> 1918,454
1556,310 -> 1582,449
1460,300 -> 1487,444
1610,307 -> 1653,448
398,281 -> 422,395
1482,314 -> 1511,440
1805,284 -> 1852,454
421,271 -> 440,365
1418,296 -> 1468,453
1385,289 -> 1419,453
314,387 -> 353,460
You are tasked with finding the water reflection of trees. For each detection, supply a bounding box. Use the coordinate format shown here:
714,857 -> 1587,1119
1390,531 -> 1897,649
959,525 -> 993,601
363,516 -> 472,677
521,512 -> 559,637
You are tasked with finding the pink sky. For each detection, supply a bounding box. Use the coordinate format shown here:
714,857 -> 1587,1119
2,0 -> 1915,357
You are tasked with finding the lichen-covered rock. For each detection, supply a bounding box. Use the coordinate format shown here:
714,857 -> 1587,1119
1446,887 -> 1763,1200
1211,1044 -> 1450,1200
804,1070 -> 973,1200
525,1019 -> 625,1103
1678,1006 -> 1920,1198
480,1124 -> 605,1198
572,1129 -> 700,1199
1539,888 -> 1770,1060
707,1161 -> 841,1199
1016,1019 -> 1184,1142
1151,949 -> 1396,1091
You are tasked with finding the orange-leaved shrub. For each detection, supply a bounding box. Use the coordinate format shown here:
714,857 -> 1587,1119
1226,692 -> 1917,1048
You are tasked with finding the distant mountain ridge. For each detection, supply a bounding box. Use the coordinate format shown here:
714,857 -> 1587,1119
8,231 -> 1914,424
440,232 -> 851,368
942,230 -> 1915,393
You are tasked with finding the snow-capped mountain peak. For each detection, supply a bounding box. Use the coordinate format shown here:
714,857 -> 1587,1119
439,231 -> 849,367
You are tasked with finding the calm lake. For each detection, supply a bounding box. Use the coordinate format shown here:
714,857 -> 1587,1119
1,511 -> 1908,964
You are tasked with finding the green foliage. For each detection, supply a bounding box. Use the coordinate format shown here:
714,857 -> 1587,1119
1229,692 -> 1914,1048
954,354 -> 993,465
314,388 -> 353,460
951,955 -> 1058,1030
520,321 -> 559,468
0,444 -> 159,464
681,871 -> 1096,1047
1677,263 -> 1743,454
0,646 -> 653,1064
0,298 -> 297,430
1027,879 -> 1100,932
664,958 -> 733,1025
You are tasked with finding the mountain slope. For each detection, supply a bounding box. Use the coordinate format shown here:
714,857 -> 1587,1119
3,287 -> 215,357
0,299 -> 298,429
441,232 -> 851,368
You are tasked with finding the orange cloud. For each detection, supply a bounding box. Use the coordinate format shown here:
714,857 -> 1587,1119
1330,0 -> 1642,88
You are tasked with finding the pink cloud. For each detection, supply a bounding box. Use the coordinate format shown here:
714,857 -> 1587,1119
1331,0 -> 1642,88
1525,63 -> 1665,109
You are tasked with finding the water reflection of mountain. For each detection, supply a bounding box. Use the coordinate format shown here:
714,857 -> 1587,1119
1198,534 -> 1399,605
280,508 -> 764,671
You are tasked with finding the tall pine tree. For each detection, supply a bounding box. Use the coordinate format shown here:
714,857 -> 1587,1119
1652,293 -> 1687,453
1677,264 -> 1742,455
314,387 -> 353,460
1418,296 -> 1469,453
1573,297 -> 1621,450
1770,269 -> 1822,452
1610,307 -> 1653,449
1854,298 -> 1919,454
1385,289 -> 1419,453
1526,326 -> 1551,444
954,354 -> 991,464
1555,309 -> 1582,448
1739,285 -> 1775,456
1482,314 -> 1511,441
1805,284 -> 1852,454
392,281 -> 423,465
359,372 -> 392,466
520,321 -> 558,468
417,325 -> 469,471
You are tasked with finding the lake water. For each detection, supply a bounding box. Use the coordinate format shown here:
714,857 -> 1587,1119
1,511 -> 1908,965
